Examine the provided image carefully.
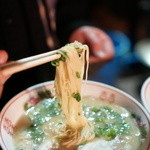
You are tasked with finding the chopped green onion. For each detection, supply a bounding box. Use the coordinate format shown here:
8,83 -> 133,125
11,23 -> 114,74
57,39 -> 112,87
51,60 -> 59,67
57,102 -> 62,109
103,129 -> 117,141
91,107 -> 100,113
72,92 -> 81,102
51,50 -> 68,67
140,126 -> 147,138
38,90 -> 52,99
24,103 -> 29,110
76,72 -> 80,78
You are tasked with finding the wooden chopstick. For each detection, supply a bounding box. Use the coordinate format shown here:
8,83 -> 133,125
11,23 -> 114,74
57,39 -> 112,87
0,50 -> 61,76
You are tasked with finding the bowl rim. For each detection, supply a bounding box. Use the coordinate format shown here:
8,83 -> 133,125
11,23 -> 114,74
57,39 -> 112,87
141,76 -> 150,114
1,80 -> 150,117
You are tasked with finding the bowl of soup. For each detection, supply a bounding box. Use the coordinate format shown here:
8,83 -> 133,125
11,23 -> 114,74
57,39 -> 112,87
141,76 -> 150,114
0,80 -> 150,150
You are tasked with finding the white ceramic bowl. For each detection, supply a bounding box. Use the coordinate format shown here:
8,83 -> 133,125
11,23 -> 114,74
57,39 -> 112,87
141,76 -> 150,114
0,80 -> 150,150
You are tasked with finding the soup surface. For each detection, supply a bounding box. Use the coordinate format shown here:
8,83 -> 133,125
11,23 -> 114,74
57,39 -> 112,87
13,93 -> 146,150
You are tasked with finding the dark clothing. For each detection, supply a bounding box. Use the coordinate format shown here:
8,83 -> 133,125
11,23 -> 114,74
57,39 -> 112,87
0,0 -> 51,59
0,0 -> 94,109
56,0 -> 92,45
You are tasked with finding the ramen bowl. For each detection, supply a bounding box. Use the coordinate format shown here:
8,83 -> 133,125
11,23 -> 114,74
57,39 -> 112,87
0,80 -> 150,150
141,76 -> 150,114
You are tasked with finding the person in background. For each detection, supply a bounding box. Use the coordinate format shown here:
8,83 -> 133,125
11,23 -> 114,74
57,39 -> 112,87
0,0 -> 114,109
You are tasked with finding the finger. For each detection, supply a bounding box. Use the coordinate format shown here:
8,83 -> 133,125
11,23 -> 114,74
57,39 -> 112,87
97,34 -> 114,60
89,56 -> 102,63
89,33 -> 114,62
89,35 -> 114,63
0,50 -> 10,86
0,50 -> 8,64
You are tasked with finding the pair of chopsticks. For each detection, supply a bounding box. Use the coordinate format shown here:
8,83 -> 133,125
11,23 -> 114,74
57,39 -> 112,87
0,50 -> 61,76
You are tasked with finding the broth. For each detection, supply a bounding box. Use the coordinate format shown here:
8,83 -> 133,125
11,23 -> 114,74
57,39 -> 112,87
13,96 -> 146,150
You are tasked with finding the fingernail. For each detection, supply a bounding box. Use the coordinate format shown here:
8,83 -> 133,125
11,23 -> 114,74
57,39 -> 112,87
94,51 -> 106,58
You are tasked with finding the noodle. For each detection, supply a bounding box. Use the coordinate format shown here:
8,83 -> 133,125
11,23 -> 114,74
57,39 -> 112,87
54,41 -> 95,148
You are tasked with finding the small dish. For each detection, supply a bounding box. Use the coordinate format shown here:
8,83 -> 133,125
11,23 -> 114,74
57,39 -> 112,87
141,76 -> 150,114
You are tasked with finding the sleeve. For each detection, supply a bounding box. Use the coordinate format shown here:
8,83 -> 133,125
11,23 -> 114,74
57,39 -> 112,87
56,0 -> 93,45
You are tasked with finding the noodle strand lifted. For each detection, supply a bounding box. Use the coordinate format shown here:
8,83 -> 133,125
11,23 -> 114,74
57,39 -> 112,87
53,41 -> 95,148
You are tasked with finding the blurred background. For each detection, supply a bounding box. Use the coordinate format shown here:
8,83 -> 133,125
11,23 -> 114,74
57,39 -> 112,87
88,0 -> 150,102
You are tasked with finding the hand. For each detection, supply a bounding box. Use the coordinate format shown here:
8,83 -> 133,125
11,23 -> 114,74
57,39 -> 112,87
0,50 -> 9,97
69,26 -> 114,64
